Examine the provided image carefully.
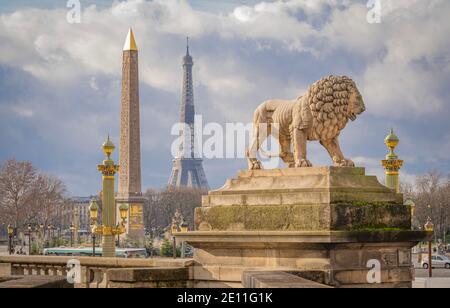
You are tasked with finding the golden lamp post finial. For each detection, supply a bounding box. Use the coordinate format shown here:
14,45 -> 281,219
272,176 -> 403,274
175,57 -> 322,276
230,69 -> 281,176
385,128 -> 399,157
102,134 -> 115,160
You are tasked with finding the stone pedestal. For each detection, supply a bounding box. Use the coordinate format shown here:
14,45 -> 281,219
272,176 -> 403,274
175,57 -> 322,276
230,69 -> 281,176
116,195 -> 145,241
176,167 -> 431,288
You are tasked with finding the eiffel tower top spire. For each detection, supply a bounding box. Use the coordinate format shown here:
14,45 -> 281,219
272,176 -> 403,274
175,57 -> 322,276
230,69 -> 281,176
183,37 -> 193,66
180,37 -> 195,125
186,36 -> 190,55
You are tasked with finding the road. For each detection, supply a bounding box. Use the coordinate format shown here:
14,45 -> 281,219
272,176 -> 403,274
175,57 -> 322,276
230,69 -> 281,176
0,245 -> 7,256
415,269 -> 450,278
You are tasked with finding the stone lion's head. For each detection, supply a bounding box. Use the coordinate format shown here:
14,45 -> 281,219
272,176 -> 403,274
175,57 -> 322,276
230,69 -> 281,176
308,76 -> 366,141
346,79 -> 366,121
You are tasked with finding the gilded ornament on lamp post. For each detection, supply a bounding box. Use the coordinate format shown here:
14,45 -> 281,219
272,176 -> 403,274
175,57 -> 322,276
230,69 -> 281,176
381,128 -> 404,193
92,136 -> 128,258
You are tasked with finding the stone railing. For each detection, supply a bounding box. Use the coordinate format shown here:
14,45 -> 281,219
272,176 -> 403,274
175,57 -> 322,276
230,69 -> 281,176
0,256 -> 193,288
242,271 -> 332,288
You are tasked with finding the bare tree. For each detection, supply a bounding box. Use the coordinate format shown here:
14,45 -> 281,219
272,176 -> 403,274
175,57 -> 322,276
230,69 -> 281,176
0,160 -> 68,233
400,181 -> 415,200
413,171 -> 450,241
0,160 -> 38,228
31,174 -> 66,226
143,187 -> 204,235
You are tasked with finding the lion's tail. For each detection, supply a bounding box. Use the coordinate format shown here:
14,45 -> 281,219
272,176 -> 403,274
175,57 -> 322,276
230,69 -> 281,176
247,104 -> 280,159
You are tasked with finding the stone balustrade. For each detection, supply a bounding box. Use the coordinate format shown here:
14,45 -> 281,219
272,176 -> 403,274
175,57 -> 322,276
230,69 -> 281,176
0,256 -> 193,288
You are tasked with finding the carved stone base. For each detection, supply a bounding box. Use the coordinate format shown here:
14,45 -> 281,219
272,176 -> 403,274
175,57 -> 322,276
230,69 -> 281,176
178,230 -> 429,288
176,167 -> 431,288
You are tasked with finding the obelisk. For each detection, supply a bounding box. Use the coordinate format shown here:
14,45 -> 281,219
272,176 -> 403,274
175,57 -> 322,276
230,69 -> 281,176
116,28 -> 145,241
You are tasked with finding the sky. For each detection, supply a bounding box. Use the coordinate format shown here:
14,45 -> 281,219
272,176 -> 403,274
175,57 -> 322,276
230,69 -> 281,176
0,0 -> 449,196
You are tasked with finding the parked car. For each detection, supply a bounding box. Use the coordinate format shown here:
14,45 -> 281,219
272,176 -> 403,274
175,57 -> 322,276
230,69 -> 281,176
421,255 -> 450,269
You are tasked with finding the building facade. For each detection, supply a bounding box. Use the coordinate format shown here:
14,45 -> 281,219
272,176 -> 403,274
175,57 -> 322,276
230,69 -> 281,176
63,197 -> 98,234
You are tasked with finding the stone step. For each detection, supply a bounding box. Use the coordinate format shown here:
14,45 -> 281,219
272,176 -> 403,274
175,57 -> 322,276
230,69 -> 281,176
237,167 -> 366,178
213,175 -> 389,193
204,190 -> 402,207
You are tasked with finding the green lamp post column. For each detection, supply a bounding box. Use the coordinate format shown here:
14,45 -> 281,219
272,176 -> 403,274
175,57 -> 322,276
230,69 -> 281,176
97,136 -> 120,258
381,129 -> 404,193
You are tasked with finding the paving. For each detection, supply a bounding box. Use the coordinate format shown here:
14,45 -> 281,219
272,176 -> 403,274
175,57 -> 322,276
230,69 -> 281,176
0,276 -> 73,288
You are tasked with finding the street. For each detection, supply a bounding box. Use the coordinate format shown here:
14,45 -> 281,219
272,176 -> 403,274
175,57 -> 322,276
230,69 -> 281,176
416,269 -> 450,278
0,245 -> 7,256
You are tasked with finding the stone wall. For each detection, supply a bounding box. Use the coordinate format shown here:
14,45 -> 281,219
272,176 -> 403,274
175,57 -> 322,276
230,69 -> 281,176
0,256 -> 193,288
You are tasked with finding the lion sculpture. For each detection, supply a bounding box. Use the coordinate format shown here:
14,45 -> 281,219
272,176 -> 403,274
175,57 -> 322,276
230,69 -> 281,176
246,75 -> 366,170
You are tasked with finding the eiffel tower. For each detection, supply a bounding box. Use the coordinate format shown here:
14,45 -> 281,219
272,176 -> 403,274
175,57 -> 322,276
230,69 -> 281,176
168,38 -> 209,190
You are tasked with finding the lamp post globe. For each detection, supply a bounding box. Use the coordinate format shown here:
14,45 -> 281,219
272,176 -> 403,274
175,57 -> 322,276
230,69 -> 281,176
7,224 -> 13,236
425,217 -> 434,232
119,203 -> 129,223
89,199 -> 99,222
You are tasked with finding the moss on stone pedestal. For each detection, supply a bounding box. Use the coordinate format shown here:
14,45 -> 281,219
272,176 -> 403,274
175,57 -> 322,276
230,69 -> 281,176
195,202 -> 411,232
330,203 -> 411,231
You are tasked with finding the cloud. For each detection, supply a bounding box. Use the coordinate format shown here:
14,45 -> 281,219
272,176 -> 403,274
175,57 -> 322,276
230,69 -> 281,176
0,0 -> 449,195
11,105 -> 34,118
1,0 -> 448,117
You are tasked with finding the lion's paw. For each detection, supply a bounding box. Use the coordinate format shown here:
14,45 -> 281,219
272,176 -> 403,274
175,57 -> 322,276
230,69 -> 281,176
249,161 -> 263,170
295,159 -> 313,168
335,159 -> 355,167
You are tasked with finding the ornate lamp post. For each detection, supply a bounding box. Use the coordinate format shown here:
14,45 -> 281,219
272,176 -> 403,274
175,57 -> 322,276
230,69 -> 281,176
427,204 -> 438,246
69,223 -> 76,247
39,223 -> 45,234
48,224 -> 55,241
180,220 -> 189,258
89,199 -> 99,257
425,217 -> 434,278
39,223 -> 47,248
26,224 -> 38,255
381,129 -> 403,193
7,225 -> 14,255
91,136 -> 128,258
171,220 -> 178,259
149,227 -> 156,258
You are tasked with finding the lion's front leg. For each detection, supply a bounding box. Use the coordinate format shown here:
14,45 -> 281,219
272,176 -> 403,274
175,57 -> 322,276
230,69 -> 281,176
320,138 -> 355,167
246,120 -> 267,170
279,138 -> 295,168
246,140 -> 262,170
293,128 -> 312,168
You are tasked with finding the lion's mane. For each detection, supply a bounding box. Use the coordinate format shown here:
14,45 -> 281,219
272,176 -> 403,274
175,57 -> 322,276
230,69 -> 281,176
305,75 -> 357,141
